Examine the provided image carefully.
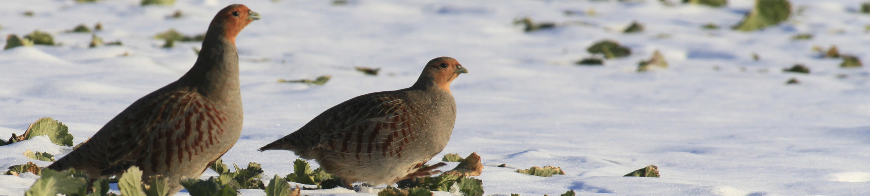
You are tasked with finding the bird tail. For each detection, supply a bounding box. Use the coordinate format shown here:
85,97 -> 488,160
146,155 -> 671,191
46,158 -> 72,171
258,137 -> 297,151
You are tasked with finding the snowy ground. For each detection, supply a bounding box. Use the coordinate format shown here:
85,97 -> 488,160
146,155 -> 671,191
3,0 -> 870,195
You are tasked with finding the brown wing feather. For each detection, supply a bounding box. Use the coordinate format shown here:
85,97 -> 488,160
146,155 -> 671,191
259,92 -> 421,159
49,89 -> 228,175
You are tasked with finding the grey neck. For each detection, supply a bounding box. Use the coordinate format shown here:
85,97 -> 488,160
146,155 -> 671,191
178,32 -> 240,100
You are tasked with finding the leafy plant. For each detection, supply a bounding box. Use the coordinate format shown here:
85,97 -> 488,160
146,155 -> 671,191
513,17 -> 556,32
71,24 -> 91,33
442,152 -> 483,177
560,190 -> 576,196
624,165 -> 660,177
783,64 -> 809,74
266,175 -> 300,196
576,58 -> 604,66
355,67 -> 381,76
181,177 -> 237,196
24,30 -> 55,45
683,0 -> 727,7
733,0 -> 792,32
516,166 -> 565,177
638,50 -> 668,72
208,159 -> 266,189
623,21 -> 644,33
24,149 -> 55,162
141,0 -> 175,6
284,159 -> 340,189
154,29 -> 205,42
25,168 -> 87,196
4,34 -> 34,50
841,55 -> 862,68
278,75 -> 332,85
587,40 -> 631,59
441,153 -> 463,162
5,161 -> 42,176
791,33 -> 812,40
455,177 -> 483,196
12,117 -> 75,146
378,186 -> 433,196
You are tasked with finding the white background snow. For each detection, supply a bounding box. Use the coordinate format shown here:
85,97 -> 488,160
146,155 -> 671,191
2,0 -> 870,195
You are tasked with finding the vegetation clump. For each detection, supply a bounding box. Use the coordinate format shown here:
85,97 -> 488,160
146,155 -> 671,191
514,17 -> 557,32
283,159 -> 341,189
841,55 -> 862,68
141,0 -> 175,6
4,34 -> 34,50
355,66 -> 381,76
683,0 -> 727,7
587,40 -> 631,59
783,64 -> 809,74
576,58 -> 604,66
266,175 -> 301,196
24,30 -> 55,45
733,0 -> 792,32
516,166 -> 565,177
278,75 -> 332,85
623,21 -> 644,33
638,50 -> 668,72
442,152 -> 483,177
208,158 -> 266,189
624,165 -> 660,177
3,117 -> 74,147
791,33 -> 812,40
378,186 -> 433,196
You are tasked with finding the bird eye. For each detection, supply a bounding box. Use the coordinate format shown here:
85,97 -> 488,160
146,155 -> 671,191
231,11 -> 240,17
439,63 -> 448,68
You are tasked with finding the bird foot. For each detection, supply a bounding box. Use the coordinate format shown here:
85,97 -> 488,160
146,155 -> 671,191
396,162 -> 448,181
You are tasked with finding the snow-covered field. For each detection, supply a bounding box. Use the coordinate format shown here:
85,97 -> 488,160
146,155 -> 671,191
3,0 -> 870,195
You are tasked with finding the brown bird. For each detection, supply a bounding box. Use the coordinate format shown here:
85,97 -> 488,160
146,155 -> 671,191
259,57 -> 468,188
47,4 -> 259,194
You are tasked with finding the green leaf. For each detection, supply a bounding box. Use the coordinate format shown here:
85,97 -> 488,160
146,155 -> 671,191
560,190 -> 576,196
6,161 -> 41,176
456,177 -> 484,196
277,76 -> 332,85
71,24 -> 91,33
266,175 -> 293,196
145,176 -> 170,196
181,178 -> 223,196
441,153 -> 464,162
4,34 -> 33,50
841,55 -> 863,68
24,30 -> 55,45
515,166 -> 565,177
586,40 -> 631,59
23,149 -> 55,162
623,21 -> 644,33
87,178 -> 110,196
141,0 -> 175,6
210,158 -> 230,174
624,165 -> 660,177
119,166 -> 146,196
232,162 -> 265,189
683,0 -> 727,7
733,0 -> 792,32
24,117 -> 74,146
25,168 -> 87,196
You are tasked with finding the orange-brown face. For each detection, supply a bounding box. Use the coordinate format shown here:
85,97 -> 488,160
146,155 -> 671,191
212,4 -> 260,44
425,57 -> 468,92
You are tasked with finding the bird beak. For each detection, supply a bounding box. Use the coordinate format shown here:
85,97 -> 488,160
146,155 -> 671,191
249,11 -> 261,20
455,67 -> 468,74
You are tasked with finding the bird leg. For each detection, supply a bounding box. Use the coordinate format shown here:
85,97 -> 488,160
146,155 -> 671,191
395,162 -> 448,182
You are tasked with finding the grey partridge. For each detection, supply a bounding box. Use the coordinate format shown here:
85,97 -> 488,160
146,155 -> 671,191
259,57 -> 468,188
47,4 -> 259,195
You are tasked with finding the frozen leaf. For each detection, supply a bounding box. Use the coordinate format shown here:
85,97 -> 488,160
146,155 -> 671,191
24,30 -> 55,45
5,34 -> 34,50
783,64 -> 809,74
278,75 -> 331,85
516,166 -> 565,177
624,165 -> 660,177
587,40 -> 631,59
23,117 -> 74,146
25,168 -> 87,196
443,152 -> 483,177
683,0 -> 727,7
141,0 -> 175,6
638,50 -> 668,72
441,153 -> 463,162
623,21 -> 644,33
355,66 -> 381,76
841,55 -> 862,68
733,0 -> 791,32
24,149 -> 55,162
5,161 -> 41,176
119,166 -> 146,196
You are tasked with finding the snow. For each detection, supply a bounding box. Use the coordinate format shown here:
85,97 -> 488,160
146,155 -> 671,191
2,0 -> 870,195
